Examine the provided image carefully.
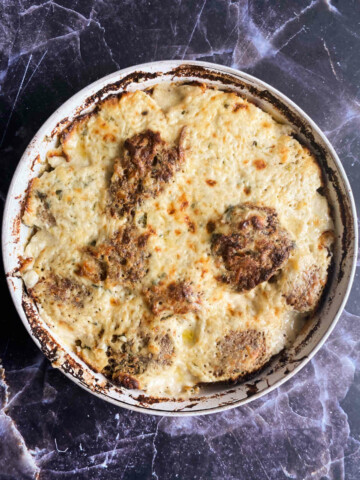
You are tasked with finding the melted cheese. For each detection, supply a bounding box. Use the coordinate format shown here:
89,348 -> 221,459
22,83 -> 333,397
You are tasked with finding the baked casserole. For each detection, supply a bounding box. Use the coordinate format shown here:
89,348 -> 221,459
20,83 -> 334,397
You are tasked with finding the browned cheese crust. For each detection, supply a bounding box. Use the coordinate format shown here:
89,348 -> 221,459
104,332 -> 175,387
143,281 -> 201,317
76,226 -> 151,287
109,128 -> 186,217
34,191 -> 56,227
30,274 -> 91,309
209,203 -> 294,292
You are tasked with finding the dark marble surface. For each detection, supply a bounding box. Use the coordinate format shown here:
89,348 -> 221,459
0,1 -> 359,478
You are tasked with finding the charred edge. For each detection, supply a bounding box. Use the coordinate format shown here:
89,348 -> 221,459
274,352 -> 309,369
136,394 -> 174,405
197,349 -> 288,396
57,90 -> 143,149
60,108 -> 99,149
21,292 -> 117,397
7,255 -> 32,278
245,383 -> 259,395
6,266 -> 21,278
291,132 -> 353,285
21,296 -> 58,362
60,357 -> 115,396
51,71 -> 159,138
51,117 -> 71,138
179,80 -> 207,88
11,211 -> 21,244
30,154 -> 40,172
136,393 -> 207,405
82,71 -> 159,109
111,373 -> 139,390
144,86 -> 154,96
52,68 -> 216,141
21,282 -> 306,405
203,347 -> 309,402
324,164 -> 353,284
180,402 -> 199,409
21,178 -> 34,219
173,403 -> 200,412
294,318 -> 321,356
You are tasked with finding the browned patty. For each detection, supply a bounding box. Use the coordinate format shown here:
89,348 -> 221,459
155,333 -> 175,366
109,128 -> 186,217
210,203 -> 294,292
76,226 -> 151,287
143,281 -> 201,317
284,266 -> 324,312
214,329 -> 266,378
30,274 -> 91,308
103,332 -> 175,388
35,191 -> 56,227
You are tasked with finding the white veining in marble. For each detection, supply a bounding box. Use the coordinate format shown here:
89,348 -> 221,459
0,1 -> 359,478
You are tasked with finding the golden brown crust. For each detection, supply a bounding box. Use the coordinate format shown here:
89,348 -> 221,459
22,178 -> 36,218
210,203 -> 294,292
318,230 -> 335,253
214,329 -> 266,378
109,128 -> 186,217
143,281 -> 201,317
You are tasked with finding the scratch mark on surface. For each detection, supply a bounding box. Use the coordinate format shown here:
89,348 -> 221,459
271,0 -> 317,40
277,25 -> 306,51
22,50 -> 48,93
151,418 -> 162,479
54,438 -> 69,453
322,39 -> 340,81
182,0 -> 207,59
323,0 -> 341,14
0,54 -> 32,147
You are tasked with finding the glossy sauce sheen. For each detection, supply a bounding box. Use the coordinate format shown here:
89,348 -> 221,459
21,83 -> 333,397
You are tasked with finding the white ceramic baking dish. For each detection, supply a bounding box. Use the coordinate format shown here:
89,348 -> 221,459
2,61 -> 357,416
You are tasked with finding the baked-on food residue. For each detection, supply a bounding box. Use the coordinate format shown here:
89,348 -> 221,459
21,83 -> 334,397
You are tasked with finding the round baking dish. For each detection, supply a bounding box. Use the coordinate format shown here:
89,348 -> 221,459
2,61 -> 357,416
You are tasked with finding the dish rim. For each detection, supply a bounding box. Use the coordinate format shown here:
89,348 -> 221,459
2,59 -> 358,416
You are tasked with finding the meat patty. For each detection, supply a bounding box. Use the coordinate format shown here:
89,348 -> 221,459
143,281 -> 201,317
210,203 -> 294,292
214,329 -> 266,378
283,265 -> 325,312
35,191 -> 56,227
30,274 -> 91,308
103,332 -> 175,388
109,128 -> 186,217
76,226 -> 151,287
154,333 -> 175,366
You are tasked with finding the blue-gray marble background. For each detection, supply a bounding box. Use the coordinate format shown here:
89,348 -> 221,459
0,1 -> 359,479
